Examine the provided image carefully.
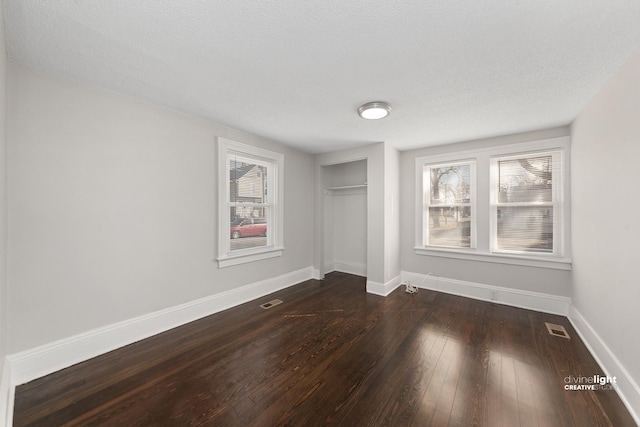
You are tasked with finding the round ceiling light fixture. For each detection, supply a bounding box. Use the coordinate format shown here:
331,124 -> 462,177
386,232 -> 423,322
358,101 -> 392,120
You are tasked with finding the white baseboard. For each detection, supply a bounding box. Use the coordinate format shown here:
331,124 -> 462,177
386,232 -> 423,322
6,266 -> 314,389
568,306 -> 640,425
1,358 -> 14,427
333,260 -> 366,277
400,271 -> 639,422
4,267 -> 637,426
324,260 -> 366,277
324,261 -> 335,275
366,275 -> 402,297
401,271 -> 571,316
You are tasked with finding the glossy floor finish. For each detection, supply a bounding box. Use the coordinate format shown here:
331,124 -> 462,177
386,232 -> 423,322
14,272 -> 635,426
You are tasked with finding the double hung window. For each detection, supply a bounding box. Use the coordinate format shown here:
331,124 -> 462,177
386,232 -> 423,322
218,138 -> 284,268
491,151 -> 563,256
415,137 -> 570,269
423,161 -> 476,248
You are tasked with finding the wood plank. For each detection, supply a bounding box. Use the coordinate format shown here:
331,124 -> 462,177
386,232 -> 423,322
13,272 -> 636,426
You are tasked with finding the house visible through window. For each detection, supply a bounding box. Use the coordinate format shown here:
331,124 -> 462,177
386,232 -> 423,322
491,150 -> 563,256
218,138 -> 284,268
229,156 -> 269,251
415,137 -> 570,270
423,161 -> 476,248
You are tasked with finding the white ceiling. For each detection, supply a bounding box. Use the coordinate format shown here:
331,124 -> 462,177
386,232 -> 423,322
4,1 -> 640,153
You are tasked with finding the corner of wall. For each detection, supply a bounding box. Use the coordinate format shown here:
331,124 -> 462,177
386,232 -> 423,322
0,358 -> 14,427
366,275 -> 401,297
0,0 -> 10,422
569,43 -> 640,425
568,306 -> 640,425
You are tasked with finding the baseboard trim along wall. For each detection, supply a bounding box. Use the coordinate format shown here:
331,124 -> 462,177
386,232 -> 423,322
366,275 -> 402,297
568,306 -> 640,426
400,270 -> 639,423
324,260 -> 367,278
4,269 -> 637,426
334,260 -> 367,277
6,266 -> 315,390
1,358 -> 14,427
400,271 -> 571,316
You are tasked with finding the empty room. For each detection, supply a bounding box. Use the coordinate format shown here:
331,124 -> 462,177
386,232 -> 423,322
0,1 -> 639,426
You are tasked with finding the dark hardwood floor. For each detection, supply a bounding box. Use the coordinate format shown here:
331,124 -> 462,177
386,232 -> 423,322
13,272 -> 635,426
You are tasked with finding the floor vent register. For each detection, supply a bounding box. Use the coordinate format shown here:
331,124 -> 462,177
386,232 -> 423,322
260,299 -> 283,309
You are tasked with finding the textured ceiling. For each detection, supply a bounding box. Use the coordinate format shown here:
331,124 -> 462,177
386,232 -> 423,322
4,1 -> 640,153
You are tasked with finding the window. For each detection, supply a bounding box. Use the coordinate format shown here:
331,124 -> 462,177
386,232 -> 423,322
218,138 -> 284,268
415,137 -> 570,270
423,161 -> 476,248
491,150 -> 563,256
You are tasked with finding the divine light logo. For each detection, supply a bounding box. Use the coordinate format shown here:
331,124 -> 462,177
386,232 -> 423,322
564,374 -> 617,391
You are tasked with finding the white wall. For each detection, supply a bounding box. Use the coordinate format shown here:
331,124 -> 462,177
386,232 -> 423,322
314,143 -> 401,290
6,62 -> 314,354
0,0 -> 8,387
313,144 -> 376,277
0,6 -> 11,424
328,190 -> 367,274
571,45 -> 640,420
322,160 -> 367,276
399,127 -> 573,297
323,159 -> 367,189
383,144 -> 400,284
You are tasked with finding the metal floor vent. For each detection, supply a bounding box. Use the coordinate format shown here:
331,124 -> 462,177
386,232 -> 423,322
260,299 -> 283,309
545,322 -> 570,339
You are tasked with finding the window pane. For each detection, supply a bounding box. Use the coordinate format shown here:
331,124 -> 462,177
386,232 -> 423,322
496,206 -> 553,253
430,164 -> 471,205
229,208 -> 269,251
229,158 -> 267,204
498,155 -> 552,203
428,206 -> 471,248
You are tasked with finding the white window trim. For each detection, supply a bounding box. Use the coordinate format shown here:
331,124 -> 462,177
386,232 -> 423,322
217,138 -> 284,268
414,136 -> 571,270
413,246 -> 571,270
423,159 -> 477,249
489,149 -> 564,257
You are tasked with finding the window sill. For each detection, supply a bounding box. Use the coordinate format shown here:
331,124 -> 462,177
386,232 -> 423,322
218,246 -> 284,268
413,247 -> 571,270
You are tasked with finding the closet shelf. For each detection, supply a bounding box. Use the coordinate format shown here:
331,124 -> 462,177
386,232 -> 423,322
325,184 -> 367,191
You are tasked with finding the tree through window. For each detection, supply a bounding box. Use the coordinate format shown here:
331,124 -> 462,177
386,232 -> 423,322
424,161 -> 476,248
491,151 -> 562,255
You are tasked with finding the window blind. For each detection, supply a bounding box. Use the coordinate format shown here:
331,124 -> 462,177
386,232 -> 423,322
492,151 -> 562,255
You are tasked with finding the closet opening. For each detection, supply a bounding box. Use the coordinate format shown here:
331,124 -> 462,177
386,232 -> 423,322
322,159 -> 368,278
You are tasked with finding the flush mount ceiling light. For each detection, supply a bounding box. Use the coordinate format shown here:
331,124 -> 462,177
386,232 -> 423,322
358,101 -> 392,120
